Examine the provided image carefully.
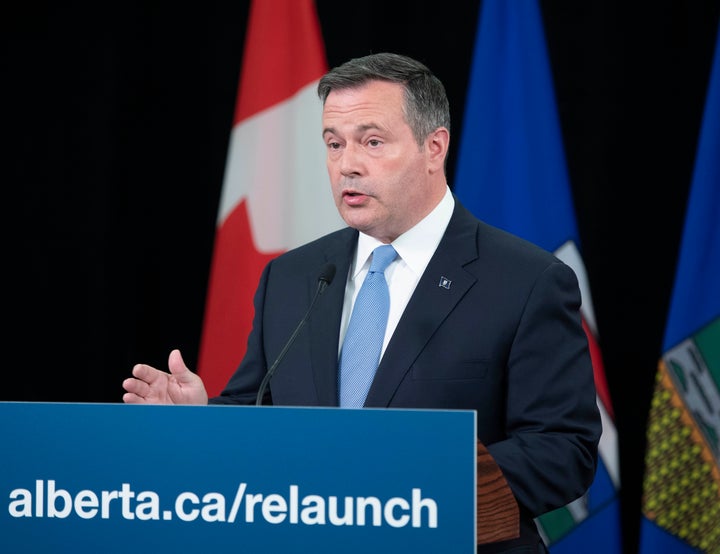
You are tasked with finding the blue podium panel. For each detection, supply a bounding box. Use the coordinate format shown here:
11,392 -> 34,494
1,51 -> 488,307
0,402 -> 476,553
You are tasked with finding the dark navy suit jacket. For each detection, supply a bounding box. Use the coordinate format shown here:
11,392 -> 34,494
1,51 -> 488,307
211,198 -> 601,552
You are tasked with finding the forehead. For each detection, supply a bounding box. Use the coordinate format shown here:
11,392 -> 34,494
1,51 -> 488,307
322,80 -> 405,125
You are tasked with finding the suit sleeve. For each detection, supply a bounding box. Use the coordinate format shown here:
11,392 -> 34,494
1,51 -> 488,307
208,263 -> 271,405
486,259 -> 601,516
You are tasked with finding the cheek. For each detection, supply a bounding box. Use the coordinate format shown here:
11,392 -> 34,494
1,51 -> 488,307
325,160 -> 338,183
326,155 -> 341,175
327,164 -> 340,186
327,167 -> 343,203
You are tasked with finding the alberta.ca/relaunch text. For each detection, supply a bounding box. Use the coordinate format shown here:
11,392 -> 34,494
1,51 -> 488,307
8,480 -> 439,528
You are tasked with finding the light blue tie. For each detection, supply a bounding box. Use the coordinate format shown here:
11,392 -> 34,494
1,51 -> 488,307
339,244 -> 398,407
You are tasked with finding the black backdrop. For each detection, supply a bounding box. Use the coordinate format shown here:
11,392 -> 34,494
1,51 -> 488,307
7,2 -> 720,552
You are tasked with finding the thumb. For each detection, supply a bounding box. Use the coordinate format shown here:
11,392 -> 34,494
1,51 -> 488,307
167,349 -> 193,382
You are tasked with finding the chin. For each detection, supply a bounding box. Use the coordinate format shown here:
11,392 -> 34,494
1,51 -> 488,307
339,209 -> 365,229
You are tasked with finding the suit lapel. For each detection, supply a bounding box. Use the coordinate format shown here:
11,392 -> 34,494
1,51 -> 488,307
308,228 -> 357,406
364,202 -> 480,407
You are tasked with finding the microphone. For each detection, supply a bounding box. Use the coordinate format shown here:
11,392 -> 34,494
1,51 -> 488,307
255,263 -> 336,406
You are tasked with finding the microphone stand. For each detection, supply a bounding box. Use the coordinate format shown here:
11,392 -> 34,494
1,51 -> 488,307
255,264 -> 335,405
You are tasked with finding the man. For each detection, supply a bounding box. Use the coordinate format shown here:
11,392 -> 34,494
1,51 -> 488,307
123,52 -> 601,552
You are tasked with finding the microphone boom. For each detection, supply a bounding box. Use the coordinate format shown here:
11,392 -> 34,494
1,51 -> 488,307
255,263 -> 336,405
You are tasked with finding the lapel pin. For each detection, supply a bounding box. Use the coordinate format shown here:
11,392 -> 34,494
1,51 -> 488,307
438,276 -> 452,290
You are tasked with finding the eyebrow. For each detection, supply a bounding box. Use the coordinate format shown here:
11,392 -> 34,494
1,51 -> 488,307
322,123 -> 382,137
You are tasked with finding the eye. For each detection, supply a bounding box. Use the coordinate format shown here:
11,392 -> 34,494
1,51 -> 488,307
327,141 -> 341,150
368,139 -> 382,147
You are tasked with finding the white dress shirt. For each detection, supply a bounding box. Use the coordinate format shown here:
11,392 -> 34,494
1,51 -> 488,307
339,186 -> 455,358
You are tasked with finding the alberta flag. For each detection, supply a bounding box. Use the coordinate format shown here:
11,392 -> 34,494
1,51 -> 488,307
453,1 -> 621,552
638,20 -> 720,554
197,0 -> 344,396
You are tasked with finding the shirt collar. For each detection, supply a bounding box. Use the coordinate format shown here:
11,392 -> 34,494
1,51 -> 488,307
351,186 -> 454,279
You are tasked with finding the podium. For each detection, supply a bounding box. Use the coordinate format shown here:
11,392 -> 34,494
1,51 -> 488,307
0,402 -> 517,552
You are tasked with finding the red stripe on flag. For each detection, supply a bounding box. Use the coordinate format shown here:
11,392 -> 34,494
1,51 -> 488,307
198,0 -> 328,397
234,0 -> 327,124
583,318 -> 614,420
199,201 -> 279,397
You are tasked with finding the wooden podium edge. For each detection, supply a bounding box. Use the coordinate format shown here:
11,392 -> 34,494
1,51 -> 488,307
477,440 -> 520,545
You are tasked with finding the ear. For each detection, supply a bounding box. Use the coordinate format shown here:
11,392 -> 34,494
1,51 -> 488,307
427,127 -> 450,174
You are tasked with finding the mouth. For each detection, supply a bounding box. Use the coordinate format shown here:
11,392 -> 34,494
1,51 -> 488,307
342,189 -> 369,206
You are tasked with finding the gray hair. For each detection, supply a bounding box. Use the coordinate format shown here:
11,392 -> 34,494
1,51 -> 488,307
317,52 -> 451,147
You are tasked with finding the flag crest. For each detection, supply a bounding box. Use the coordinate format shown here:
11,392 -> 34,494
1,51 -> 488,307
639,18 -> 720,553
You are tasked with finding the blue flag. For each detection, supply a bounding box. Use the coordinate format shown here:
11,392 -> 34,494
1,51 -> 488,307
639,20 -> 720,554
453,1 -> 622,552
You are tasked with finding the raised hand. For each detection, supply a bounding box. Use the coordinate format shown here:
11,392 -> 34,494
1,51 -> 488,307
122,349 -> 208,405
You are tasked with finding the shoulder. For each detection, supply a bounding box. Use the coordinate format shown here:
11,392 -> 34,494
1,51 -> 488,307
262,227 -> 357,281
451,200 -> 577,285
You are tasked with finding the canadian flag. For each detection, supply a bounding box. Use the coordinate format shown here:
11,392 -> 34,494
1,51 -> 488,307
197,0 -> 344,397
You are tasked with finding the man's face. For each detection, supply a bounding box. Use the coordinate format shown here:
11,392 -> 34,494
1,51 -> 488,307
321,80 -> 439,243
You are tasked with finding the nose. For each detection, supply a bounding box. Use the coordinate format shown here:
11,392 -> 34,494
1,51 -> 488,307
339,143 -> 362,177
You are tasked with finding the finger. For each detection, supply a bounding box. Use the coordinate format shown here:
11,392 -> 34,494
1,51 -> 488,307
122,376 -> 148,397
168,349 -> 193,382
122,391 -> 145,404
131,363 -> 166,385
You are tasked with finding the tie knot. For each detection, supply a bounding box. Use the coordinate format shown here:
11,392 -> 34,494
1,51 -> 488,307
369,244 -> 397,274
